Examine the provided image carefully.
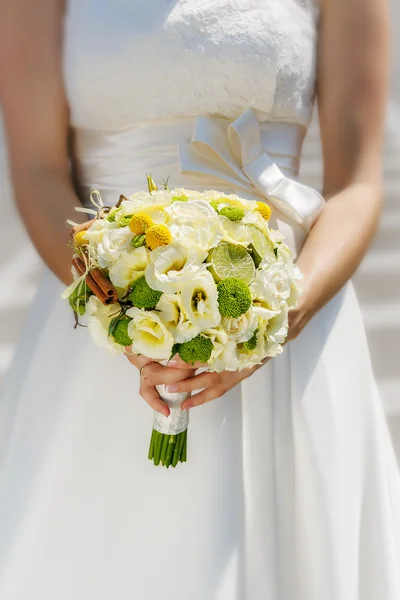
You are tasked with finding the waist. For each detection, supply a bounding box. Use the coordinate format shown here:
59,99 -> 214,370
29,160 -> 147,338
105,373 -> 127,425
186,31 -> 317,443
70,116 -> 306,207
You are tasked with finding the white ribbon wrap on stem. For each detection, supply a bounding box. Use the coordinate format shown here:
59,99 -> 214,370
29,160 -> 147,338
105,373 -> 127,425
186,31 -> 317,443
179,108 -> 325,232
153,385 -> 190,435
153,360 -> 190,435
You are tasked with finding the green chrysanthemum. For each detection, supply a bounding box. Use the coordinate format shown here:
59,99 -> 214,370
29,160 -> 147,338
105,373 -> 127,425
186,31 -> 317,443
177,334 -> 213,365
219,206 -> 245,221
129,275 -> 163,309
217,277 -> 252,318
111,316 -> 133,347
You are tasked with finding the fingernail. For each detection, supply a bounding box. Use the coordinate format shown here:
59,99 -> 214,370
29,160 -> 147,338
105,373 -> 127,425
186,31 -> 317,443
166,384 -> 179,393
168,359 -> 178,365
182,403 -> 193,412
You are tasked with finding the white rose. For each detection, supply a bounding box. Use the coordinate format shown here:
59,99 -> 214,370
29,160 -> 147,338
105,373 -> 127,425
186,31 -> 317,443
166,199 -> 217,225
97,227 -> 133,268
86,296 -> 125,355
250,261 -> 292,310
221,309 -> 258,343
84,219 -> 115,248
145,240 -> 208,294
108,247 -> 148,291
156,294 -> 201,343
126,307 -> 174,360
180,270 -> 221,330
204,327 -> 239,373
169,223 -> 223,250
166,200 -> 225,250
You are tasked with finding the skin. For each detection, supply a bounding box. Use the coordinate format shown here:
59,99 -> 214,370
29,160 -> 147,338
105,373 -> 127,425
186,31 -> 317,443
0,0 -> 389,416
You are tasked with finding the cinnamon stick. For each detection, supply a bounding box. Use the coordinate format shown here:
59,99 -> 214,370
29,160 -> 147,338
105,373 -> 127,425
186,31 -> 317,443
90,267 -> 119,300
72,257 -> 118,306
71,218 -> 96,239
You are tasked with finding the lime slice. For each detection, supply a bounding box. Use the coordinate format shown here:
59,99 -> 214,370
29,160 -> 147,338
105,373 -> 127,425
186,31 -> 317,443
247,225 -> 275,268
209,241 -> 255,283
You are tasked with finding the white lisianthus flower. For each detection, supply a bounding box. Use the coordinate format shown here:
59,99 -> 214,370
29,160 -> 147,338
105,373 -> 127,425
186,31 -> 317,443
86,296 -> 125,355
156,294 -> 201,343
166,200 -> 225,250
242,210 -> 272,236
108,247 -> 148,291
217,197 -> 254,212
180,270 -> 221,330
126,307 -> 174,360
250,261 -> 293,310
219,215 -> 251,245
145,240 -> 208,294
204,327 -> 239,373
97,227 -> 133,268
221,308 -> 259,343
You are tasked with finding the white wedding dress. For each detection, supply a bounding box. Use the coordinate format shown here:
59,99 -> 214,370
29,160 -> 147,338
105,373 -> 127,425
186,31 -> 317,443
1,1 -> 400,598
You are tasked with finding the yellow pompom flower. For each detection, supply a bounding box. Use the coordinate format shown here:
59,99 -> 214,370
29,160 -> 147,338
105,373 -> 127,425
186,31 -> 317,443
256,202 -> 272,220
146,224 -> 172,250
129,212 -> 154,235
73,231 -> 88,247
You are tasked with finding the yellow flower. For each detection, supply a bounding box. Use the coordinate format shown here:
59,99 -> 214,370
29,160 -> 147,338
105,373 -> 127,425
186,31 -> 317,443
129,212 -> 154,235
256,202 -> 272,220
146,224 -> 172,250
73,231 -> 88,247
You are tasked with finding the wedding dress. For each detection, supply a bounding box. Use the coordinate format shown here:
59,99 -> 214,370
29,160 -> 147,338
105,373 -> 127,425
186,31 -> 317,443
0,1 -> 399,599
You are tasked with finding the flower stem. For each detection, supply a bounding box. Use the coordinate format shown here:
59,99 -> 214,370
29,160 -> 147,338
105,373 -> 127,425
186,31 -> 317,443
160,434 -> 169,465
148,429 -> 156,460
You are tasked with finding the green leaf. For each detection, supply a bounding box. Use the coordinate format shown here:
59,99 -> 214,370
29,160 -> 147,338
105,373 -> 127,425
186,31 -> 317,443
108,314 -> 121,337
131,233 -> 146,248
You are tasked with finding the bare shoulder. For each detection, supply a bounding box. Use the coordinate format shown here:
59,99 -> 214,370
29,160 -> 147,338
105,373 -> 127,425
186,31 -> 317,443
0,0 -> 68,173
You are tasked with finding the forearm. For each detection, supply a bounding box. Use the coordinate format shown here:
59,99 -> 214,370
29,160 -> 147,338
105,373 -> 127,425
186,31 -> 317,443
295,180 -> 382,319
12,168 -> 82,285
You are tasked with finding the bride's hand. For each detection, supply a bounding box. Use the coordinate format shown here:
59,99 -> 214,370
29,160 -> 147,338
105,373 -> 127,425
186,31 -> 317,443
164,357 -> 269,410
125,351 -> 196,416
162,306 -> 307,409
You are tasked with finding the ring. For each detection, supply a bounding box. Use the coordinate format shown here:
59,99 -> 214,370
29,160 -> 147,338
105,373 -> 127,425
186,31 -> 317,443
140,365 -> 148,381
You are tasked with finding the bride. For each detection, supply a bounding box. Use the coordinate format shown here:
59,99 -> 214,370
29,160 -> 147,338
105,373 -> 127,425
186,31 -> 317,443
1,0 -> 399,598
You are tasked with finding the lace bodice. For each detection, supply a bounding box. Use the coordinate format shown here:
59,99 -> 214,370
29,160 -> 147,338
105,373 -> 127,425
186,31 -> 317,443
63,0 -> 319,131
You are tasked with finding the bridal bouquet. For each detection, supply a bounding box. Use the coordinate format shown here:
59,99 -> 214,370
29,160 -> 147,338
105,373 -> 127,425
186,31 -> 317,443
63,178 -> 302,468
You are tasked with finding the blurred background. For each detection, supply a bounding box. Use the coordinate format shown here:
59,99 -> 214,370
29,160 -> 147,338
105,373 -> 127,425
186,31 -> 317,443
0,0 -> 399,457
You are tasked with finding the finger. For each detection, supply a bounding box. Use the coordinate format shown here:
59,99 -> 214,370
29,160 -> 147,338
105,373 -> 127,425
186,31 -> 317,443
125,350 -> 153,369
139,383 -> 170,417
181,385 -> 226,410
167,355 -> 209,370
141,363 -> 196,386
165,371 -> 221,394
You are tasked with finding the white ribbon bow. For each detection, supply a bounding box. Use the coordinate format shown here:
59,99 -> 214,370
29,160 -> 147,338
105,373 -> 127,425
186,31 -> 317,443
179,108 -> 324,232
